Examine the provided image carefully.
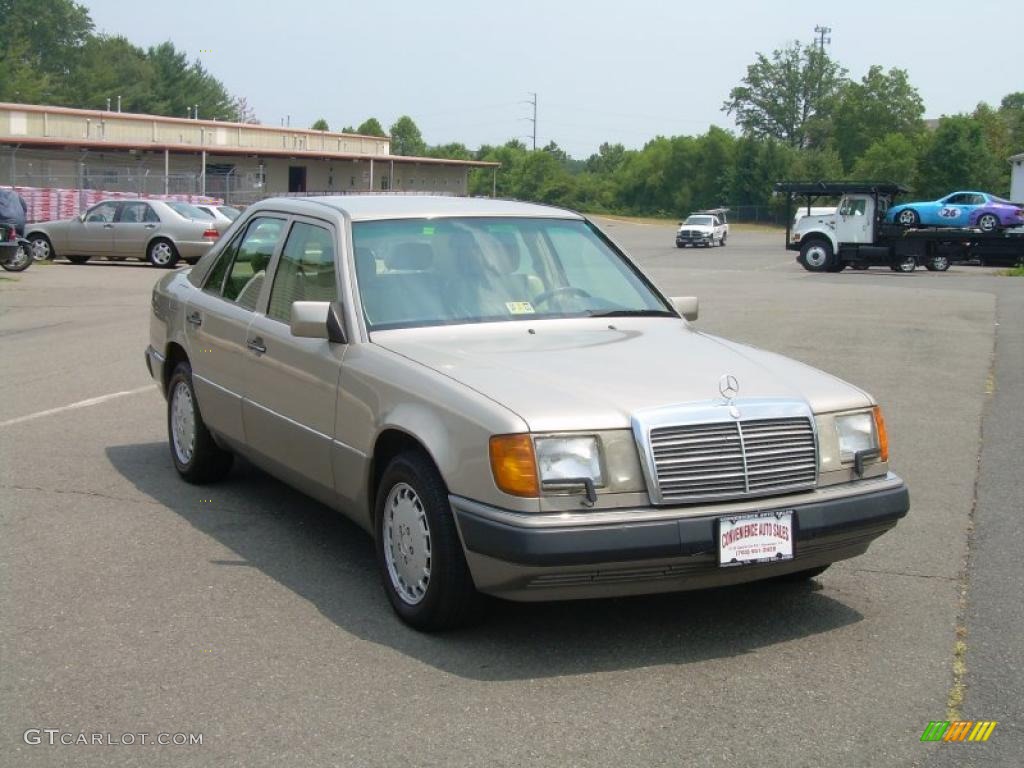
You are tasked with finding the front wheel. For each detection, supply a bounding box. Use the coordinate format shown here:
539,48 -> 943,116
720,232 -> 727,247
167,362 -> 233,483
375,451 -> 485,631
896,209 -> 920,228
148,239 -> 180,268
799,239 -> 834,272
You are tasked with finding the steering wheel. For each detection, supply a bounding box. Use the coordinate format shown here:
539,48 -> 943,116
532,286 -> 592,308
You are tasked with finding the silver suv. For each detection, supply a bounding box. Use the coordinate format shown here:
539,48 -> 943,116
147,196 -> 908,630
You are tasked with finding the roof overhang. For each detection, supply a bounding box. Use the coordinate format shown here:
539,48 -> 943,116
0,135 -> 500,169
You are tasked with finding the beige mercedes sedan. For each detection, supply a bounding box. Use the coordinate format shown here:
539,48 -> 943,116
146,196 -> 909,630
27,199 -> 224,267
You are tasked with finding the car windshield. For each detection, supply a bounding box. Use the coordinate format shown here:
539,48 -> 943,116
167,202 -> 213,219
219,206 -> 241,220
352,217 -> 673,331
684,216 -> 714,226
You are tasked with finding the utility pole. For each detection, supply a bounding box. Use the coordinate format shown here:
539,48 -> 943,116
522,92 -> 537,150
813,25 -> 832,53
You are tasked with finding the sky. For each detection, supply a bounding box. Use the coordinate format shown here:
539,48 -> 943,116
84,0 -> 1021,158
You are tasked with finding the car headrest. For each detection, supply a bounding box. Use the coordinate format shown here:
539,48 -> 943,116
385,241 -> 433,271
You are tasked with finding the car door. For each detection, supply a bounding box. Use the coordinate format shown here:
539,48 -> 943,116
936,193 -> 971,227
73,202 -> 119,255
242,218 -> 345,502
115,201 -> 160,257
183,215 -> 288,445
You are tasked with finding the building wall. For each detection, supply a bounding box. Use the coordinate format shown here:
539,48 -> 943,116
1012,157 -> 1024,204
0,146 -> 471,201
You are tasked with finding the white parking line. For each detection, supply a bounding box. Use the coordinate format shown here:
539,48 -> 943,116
0,386 -> 153,428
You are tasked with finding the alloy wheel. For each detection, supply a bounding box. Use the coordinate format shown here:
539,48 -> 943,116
383,482 -> 432,605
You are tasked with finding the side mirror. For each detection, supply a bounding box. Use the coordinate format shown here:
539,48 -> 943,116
290,301 -> 348,344
671,296 -> 699,321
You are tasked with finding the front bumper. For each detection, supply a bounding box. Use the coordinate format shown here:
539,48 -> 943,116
451,476 -> 909,601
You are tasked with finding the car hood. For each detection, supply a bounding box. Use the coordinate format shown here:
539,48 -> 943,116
678,224 -> 714,232
372,318 -> 872,431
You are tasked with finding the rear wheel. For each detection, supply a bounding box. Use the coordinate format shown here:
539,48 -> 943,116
799,239 -> 834,272
926,255 -> 951,272
375,450 -> 485,631
28,234 -> 53,261
167,362 -> 233,484
892,254 -> 917,273
1,245 -> 32,272
977,213 -> 1000,233
65,255 -> 90,264
148,239 -> 179,268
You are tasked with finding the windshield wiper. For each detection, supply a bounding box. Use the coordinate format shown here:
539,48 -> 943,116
586,309 -> 676,318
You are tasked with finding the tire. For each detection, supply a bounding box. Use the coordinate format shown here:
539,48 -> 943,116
926,255 -> 951,272
148,239 -> 180,268
1,245 -> 32,272
826,260 -> 846,273
720,232 -> 727,247
375,450 -> 485,631
976,213 -> 999,233
28,234 -> 53,261
896,208 -> 920,228
65,255 -> 90,265
771,564 -> 830,582
852,263 -> 869,270
799,239 -> 834,272
893,255 -> 917,273
167,362 -> 233,484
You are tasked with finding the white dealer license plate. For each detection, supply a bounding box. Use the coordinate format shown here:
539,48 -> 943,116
718,510 -> 794,566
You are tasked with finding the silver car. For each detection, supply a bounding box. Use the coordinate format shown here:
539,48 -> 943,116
196,204 -> 241,227
146,196 -> 909,630
27,199 -> 224,268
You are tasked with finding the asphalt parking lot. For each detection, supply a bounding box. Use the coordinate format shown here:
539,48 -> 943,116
1,221 -> 1021,767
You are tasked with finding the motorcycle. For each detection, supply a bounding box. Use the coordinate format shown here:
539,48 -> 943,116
1,223 -> 32,272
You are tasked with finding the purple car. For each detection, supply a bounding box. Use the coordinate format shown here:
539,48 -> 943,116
887,191 -> 1024,232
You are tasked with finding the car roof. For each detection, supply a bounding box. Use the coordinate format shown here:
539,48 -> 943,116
254,195 -> 583,222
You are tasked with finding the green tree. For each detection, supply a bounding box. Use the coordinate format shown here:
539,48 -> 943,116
585,143 -> 628,176
311,118 -> 330,131
356,118 -> 386,137
1000,92 -> 1024,154
723,41 -> 847,148
831,66 -> 924,169
0,0 -> 93,102
916,115 -> 1003,197
68,35 -> 154,113
851,133 -> 922,191
146,42 -> 238,120
389,115 -> 426,156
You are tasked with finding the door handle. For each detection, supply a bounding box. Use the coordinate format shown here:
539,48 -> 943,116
246,337 -> 267,355
144,224 -> 157,229
102,223 -> 114,229
186,311 -> 202,327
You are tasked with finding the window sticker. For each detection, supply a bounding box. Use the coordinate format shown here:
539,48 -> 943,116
505,301 -> 535,315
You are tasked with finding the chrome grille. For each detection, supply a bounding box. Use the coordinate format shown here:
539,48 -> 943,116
646,413 -> 817,504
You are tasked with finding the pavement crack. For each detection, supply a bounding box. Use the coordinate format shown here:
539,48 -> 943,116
0,483 -> 160,506
847,566 -> 958,582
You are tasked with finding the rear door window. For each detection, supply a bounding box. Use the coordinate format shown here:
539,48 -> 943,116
204,216 -> 286,309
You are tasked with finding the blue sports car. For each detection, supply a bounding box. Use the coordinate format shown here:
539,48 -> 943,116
887,191 -> 1024,232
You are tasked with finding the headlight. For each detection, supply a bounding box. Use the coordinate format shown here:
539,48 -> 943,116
835,407 -> 888,462
535,436 -> 604,486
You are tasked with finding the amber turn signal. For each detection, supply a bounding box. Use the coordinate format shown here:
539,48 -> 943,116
489,434 -> 539,497
873,406 -> 888,462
